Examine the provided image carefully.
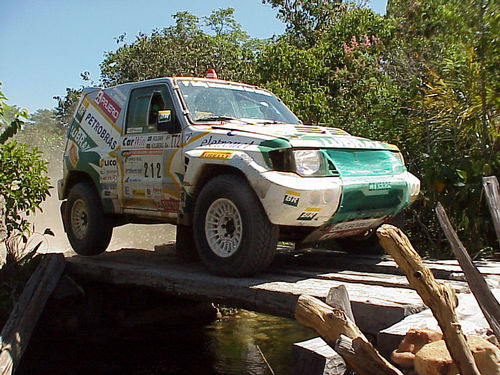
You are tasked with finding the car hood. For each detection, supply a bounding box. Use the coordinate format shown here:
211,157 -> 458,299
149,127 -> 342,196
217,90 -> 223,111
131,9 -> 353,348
209,122 -> 395,151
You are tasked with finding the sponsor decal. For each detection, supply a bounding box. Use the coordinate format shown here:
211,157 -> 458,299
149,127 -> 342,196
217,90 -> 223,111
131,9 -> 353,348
124,177 -> 141,183
122,150 -> 162,157
95,90 -> 121,122
157,199 -> 180,212
125,168 -> 143,175
123,136 -> 147,148
283,190 -> 300,207
101,183 -> 117,190
200,135 -> 255,149
200,151 -> 233,160
132,188 -> 145,197
99,158 -> 117,167
152,187 -> 163,196
67,141 -> 79,168
69,126 -> 91,151
297,207 -> 320,221
100,173 -> 117,183
158,110 -> 171,123
83,112 -> 118,150
368,181 -> 392,191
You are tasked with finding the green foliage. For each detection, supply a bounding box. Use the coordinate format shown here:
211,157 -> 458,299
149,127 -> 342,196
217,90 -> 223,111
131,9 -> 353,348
263,0 -> 346,46
53,87 -> 81,127
0,141 -> 50,237
0,88 -> 50,238
100,8 -> 261,86
0,85 -> 28,144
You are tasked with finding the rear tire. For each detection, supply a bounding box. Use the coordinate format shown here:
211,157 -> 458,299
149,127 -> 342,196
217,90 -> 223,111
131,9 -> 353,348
193,174 -> 279,277
64,182 -> 112,256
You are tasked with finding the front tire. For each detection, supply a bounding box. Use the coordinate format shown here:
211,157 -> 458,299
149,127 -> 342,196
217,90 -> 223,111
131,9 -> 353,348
193,174 -> 279,277
64,182 -> 112,256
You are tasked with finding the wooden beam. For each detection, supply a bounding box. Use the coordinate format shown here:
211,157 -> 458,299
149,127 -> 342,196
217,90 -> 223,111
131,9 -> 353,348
482,176 -> 500,248
436,202 -> 500,341
292,337 -> 346,375
377,224 -> 481,375
0,254 -> 65,375
295,294 -> 403,375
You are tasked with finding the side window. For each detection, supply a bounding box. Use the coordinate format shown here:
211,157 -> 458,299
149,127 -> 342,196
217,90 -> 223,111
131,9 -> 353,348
126,85 -> 174,134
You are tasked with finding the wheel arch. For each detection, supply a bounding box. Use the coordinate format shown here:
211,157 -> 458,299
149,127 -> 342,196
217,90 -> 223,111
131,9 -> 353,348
61,171 -> 98,200
181,163 -> 252,225
191,164 -> 247,202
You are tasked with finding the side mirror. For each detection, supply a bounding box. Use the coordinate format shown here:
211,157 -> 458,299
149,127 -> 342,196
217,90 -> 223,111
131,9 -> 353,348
158,110 -> 181,133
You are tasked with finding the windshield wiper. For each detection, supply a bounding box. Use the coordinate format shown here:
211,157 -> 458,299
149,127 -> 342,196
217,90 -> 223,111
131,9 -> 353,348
196,115 -> 238,122
258,120 -> 287,125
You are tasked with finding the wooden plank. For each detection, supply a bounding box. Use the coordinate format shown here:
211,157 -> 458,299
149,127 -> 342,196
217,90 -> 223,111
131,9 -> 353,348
483,176 -> 500,248
0,254 -> 66,375
65,250 -> 425,334
274,266 -> 470,292
292,337 -> 346,375
377,225 -> 481,375
436,202 -> 500,341
275,247 -> 500,281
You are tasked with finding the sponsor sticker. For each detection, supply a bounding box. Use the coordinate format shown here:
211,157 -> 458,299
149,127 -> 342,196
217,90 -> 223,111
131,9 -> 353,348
132,189 -> 145,197
283,190 -> 300,207
95,90 -> 121,123
67,141 -> 79,168
158,110 -> 171,123
200,151 -> 233,160
83,112 -> 118,150
200,135 -> 255,149
157,199 -> 180,212
297,207 -> 320,221
368,181 -> 391,191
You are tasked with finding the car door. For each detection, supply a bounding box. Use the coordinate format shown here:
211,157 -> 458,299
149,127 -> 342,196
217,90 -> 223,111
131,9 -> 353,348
120,84 -> 182,218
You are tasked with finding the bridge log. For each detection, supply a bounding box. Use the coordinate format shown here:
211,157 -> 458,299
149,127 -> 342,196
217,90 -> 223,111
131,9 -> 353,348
377,224 -> 481,375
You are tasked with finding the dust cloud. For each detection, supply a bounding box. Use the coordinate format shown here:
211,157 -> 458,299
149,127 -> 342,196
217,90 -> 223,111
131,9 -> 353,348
30,161 -> 176,255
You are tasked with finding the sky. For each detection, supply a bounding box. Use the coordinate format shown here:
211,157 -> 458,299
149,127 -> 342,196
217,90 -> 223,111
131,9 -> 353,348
0,0 -> 387,114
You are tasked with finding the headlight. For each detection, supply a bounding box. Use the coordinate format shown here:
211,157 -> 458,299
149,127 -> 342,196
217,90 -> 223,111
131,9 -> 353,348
293,150 -> 324,176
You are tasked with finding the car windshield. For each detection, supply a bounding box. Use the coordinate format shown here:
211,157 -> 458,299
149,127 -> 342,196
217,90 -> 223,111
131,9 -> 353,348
176,79 -> 300,124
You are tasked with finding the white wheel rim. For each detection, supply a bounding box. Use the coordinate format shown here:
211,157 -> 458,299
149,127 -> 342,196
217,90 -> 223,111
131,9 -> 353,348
71,199 -> 89,240
205,198 -> 243,258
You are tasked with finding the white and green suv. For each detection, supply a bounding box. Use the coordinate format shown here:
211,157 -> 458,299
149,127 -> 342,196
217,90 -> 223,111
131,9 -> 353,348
58,73 -> 420,276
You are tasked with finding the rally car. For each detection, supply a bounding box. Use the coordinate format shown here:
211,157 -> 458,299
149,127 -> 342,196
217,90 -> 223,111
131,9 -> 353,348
58,70 -> 420,276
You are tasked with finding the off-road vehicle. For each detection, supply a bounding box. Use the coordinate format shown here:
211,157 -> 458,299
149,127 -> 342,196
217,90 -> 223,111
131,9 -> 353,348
58,71 -> 420,276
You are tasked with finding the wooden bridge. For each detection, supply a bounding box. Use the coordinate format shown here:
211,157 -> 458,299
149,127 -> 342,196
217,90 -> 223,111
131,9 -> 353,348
64,245 -> 500,336
3,244 -> 500,374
